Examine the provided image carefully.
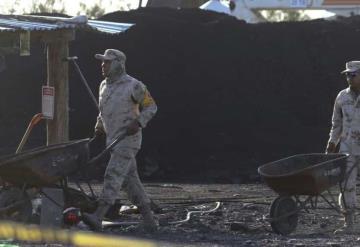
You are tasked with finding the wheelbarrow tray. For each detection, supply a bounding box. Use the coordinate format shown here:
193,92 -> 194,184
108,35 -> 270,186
258,153 -> 348,196
0,139 -> 89,187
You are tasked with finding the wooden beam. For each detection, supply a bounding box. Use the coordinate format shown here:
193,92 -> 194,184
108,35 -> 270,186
32,29 -> 75,44
46,40 -> 69,145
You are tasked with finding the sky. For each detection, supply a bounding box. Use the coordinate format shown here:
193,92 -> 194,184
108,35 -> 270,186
0,0 -> 148,15
0,0 -> 334,19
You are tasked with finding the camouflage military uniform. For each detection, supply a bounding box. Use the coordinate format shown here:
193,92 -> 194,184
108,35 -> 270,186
95,72 -> 157,207
329,87 -> 360,210
82,49 -> 158,232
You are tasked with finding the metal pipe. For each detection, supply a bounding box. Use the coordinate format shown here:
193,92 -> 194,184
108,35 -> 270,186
66,56 -> 99,111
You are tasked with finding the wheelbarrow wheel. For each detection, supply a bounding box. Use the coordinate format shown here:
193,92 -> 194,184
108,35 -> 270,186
0,187 -> 32,222
270,196 -> 298,235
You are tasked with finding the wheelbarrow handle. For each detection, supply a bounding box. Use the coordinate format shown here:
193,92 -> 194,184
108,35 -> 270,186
87,131 -> 127,166
16,113 -> 43,154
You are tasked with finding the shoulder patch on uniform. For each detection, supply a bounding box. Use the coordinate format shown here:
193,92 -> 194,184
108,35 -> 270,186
142,90 -> 155,107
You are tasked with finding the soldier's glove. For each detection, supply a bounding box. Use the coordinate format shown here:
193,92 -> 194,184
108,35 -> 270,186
95,128 -> 105,137
90,129 -> 106,144
325,142 -> 336,154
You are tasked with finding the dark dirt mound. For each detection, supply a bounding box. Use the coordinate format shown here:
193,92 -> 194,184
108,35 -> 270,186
0,8 -> 359,182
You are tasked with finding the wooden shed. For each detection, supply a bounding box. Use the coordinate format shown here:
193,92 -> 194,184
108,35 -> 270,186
0,14 -> 133,145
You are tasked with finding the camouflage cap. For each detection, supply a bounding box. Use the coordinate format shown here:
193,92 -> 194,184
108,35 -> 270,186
341,61 -> 360,74
95,49 -> 126,62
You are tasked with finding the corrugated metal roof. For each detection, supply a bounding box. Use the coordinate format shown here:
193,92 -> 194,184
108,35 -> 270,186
88,20 -> 133,34
0,15 -> 134,34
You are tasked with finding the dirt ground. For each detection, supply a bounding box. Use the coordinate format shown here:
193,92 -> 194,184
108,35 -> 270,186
50,182 -> 360,247
123,183 -> 360,246
4,182 -> 360,246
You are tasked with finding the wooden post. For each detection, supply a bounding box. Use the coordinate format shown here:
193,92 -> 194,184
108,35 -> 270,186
46,39 -> 69,145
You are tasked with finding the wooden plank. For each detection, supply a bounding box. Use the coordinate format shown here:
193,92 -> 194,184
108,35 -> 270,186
46,40 -> 69,145
31,29 -> 75,44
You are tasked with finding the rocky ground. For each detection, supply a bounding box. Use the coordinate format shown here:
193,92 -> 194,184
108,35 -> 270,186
11,182 -> 360,247
120,183 -> 360,246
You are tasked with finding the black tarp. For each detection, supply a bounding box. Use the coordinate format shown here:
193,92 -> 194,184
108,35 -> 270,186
0,8 -> 358,182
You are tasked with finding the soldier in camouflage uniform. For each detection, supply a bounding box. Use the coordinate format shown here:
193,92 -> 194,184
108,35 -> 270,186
83,49 -> 158,232
326,61 -> 360,234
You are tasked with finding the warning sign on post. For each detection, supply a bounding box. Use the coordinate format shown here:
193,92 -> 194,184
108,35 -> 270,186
42,86 -> 55,119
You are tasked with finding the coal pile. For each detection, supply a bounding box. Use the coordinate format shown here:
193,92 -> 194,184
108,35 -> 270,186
1,8 -> 359,182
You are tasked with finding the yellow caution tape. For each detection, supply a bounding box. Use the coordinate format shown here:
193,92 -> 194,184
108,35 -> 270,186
73,232 -> 156,247
0,221 -> 156,247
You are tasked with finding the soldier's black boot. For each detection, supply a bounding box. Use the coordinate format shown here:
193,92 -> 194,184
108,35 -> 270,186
82,200 -> 111,231
150,200 -> 163,214
138,203 -> 158,233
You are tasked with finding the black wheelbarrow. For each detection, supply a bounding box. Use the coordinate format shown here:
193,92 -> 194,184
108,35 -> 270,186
258,153 -> 349,235
0,132 -> 126,224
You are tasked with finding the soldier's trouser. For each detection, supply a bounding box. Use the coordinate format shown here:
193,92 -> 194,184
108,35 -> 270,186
100,147 -> 151,208
339,155 -> 360,211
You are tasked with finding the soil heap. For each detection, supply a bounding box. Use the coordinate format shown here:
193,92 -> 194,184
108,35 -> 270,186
0,8 -> 358,182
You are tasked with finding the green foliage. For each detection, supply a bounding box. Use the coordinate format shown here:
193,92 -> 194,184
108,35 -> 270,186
26,0 -> 108,18
30,0 -> 65,14
8,0 -> 20,14
78,2 -> 105,19
78,0 -> 132,18
260,10 -> 310,22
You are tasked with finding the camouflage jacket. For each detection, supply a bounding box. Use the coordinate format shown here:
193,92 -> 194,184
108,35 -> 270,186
95,73 -> 157,149
329,87 -> 360,154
